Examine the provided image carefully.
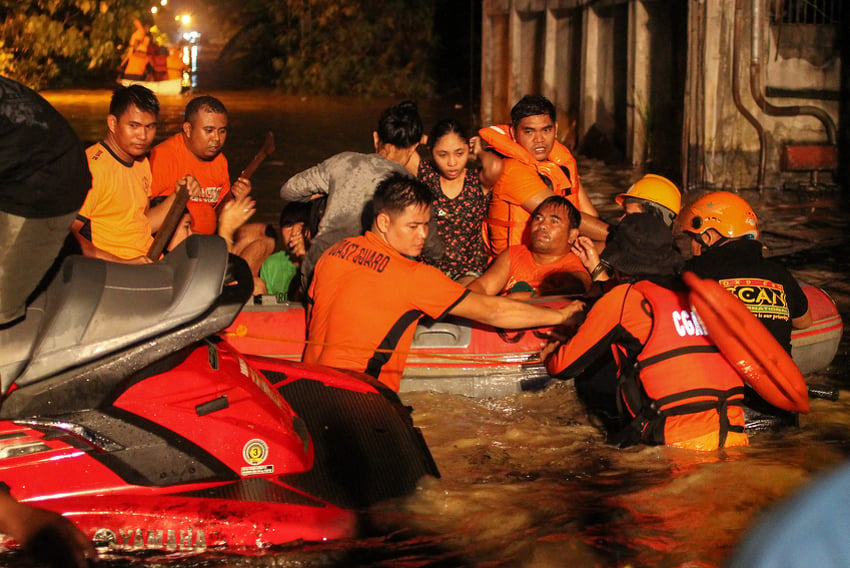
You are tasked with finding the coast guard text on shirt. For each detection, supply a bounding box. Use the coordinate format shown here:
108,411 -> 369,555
327,240 -> 390,273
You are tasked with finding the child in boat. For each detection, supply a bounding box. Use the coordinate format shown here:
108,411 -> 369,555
407,119 -> 502,284
258,200 -> 319,300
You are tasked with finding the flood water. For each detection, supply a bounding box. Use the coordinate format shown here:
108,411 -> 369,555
7,89 -> 848,568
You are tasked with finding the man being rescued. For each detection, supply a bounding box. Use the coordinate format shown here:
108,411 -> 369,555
543,213 -> 749,451
479,95 -> 609,255
467,195 -> 590,297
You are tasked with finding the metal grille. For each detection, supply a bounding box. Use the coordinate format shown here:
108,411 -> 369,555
773,0 -> 842,24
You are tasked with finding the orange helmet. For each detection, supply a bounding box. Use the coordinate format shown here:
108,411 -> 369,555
615,174 -> 682,215
679,191 -> 759,240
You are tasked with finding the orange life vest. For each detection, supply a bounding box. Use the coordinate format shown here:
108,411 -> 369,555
479,125 -> 581,253
479,125 -> 579,192
616,281 -> 748,450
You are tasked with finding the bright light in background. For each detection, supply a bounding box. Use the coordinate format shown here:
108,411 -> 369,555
160,0 -> 167,5
180,14 -> 192,26
150,6 -> 158,13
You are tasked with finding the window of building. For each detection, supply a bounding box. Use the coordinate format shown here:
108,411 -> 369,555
773,0 -> 842,24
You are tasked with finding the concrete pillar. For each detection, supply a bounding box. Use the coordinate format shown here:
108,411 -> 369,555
579,6 -> 600,140
626,1 -> 651,166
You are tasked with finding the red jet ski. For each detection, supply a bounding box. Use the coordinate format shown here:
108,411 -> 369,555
0,235 -> 438,553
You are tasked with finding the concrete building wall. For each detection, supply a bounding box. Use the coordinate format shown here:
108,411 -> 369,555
480,0 -> 843,190
699,0 -> 840,189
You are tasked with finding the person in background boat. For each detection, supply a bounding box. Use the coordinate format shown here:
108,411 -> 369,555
467,196 -> 590,297
281,100 -> 435,289
258,201 -> 315,299
480,94 -> 609,256
121,18 -> 153,80
305,173 -> 585,392
70,85 -> 201,264
0,77 -> 91,326
405,119 -> 502,283
544,213 -> 749,451
679,191 -> 811,354
571,173 -> 683,288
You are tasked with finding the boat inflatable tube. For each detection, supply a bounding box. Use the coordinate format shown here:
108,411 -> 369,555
682,271 -> 810,414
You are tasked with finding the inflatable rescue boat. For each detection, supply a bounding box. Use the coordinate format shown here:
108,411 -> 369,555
224,285 -> 842,398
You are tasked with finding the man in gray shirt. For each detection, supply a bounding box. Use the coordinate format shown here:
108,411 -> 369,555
280,100 -> 424,287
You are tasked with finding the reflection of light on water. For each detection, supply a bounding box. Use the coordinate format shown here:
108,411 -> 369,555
180,33 -> 200,88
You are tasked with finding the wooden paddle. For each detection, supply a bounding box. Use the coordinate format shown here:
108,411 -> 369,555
239,131 -> 275,180
147,182 -> 189,260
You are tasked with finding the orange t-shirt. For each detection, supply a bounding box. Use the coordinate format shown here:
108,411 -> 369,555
78,142 -> 153,259
504,245 -> 590,295
305,231 -> 470,391
149,133 -> 231,234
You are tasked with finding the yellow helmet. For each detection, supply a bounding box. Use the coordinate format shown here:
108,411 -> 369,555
679,191 -> 759,240
615,174 -> 682,214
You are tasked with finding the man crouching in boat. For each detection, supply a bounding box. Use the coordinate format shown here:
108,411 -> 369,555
305,173 -> 585,392
544,213 -> 749,451
467,195 -> 591,297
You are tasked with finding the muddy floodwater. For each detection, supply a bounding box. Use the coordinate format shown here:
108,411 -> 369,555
3,89 -> 847,568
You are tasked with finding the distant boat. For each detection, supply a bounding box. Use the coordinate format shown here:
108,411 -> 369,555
118,77 -> 184,96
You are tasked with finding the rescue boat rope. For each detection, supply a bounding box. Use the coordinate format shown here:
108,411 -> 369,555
220,328 -> 545,365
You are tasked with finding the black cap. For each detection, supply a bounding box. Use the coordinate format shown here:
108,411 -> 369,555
600,213 -> 683,277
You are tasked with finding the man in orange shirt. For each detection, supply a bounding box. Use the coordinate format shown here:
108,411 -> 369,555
480,95 -> 609,254
150,95 -> 251,235
71,85 -> 200,264
305,173 -> 584,392
467,196 -> 590,297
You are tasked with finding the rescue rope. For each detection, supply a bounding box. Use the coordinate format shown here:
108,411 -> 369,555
221,327 -> 546,366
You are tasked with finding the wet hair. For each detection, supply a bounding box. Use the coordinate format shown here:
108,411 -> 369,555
184,95 -> 227,123
109,84 -> 159,118
623,196 -> 676,227
279,201 -> 311,228
510,95 -> 556,126
372,173 -> 432,218
532,195 -> 581,230
376,100 -> 423,149
428,119 -> 468,149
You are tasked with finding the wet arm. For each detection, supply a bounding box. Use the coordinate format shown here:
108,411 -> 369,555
545,287 -> 629,378
0,488 -> 96,568
449,291 -> 584,330
466,251 -> 511,295
70,218 -> 150,264
792,309 -> 812,329
470,136 -> 502,189
280,163 -> 330,202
